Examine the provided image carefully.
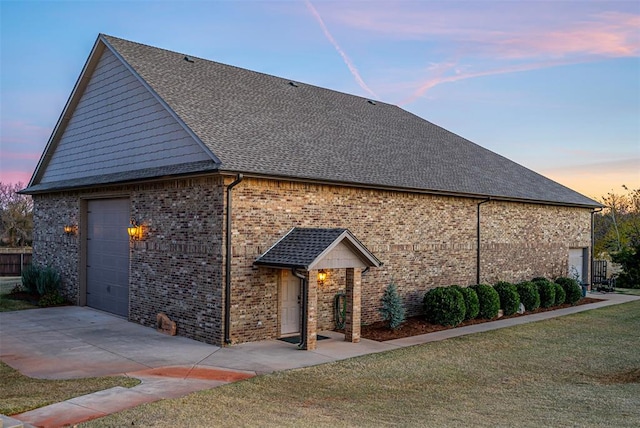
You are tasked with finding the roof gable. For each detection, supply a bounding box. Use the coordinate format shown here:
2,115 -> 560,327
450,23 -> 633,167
26,36 -> 218,191
254,228 -> 382,270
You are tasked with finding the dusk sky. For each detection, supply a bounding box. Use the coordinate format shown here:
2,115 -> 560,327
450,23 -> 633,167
1,0 -> 638,200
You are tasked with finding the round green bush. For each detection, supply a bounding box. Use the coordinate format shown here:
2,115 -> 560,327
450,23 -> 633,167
452,285 -> 480,320
516,281 -> 540,311
423,286 -> 466,326
553,282 -> 566,305
471,284 -> 500,319
533,278 -> 556,308
492,281 -> 520,316
555,277 -> 582,305
459,287 -> 480,320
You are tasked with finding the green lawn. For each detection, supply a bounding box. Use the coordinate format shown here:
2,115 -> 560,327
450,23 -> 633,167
0,277 -> 38,312
0,362 -> 140,415
616,288 -> 640,296
84,301 -> 640,427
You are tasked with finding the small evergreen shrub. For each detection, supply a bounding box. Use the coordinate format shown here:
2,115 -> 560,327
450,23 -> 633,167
379,283 -> 406,329
516,281 -> 541,311
471,284 -> 500,319
454,286 -> 479,320
492,281 -> 521,316
553,282 -> 566,305
423,286 -> 466,326
38,291 -> 65,307
534,278 -> 556,308
556,277 -> 582,305
35,266 -> 61,296
21,265 -> 40,295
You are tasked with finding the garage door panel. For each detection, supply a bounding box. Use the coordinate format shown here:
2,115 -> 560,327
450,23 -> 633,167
87,199 -> 129,317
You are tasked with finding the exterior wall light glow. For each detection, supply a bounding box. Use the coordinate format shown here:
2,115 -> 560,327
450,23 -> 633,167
63,224 -> 77,235
128,218 -> 143,240
318,270 -> 327,283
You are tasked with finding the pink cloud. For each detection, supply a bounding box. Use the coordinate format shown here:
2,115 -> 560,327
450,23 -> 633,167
335,8 -> 640,60
305,0 -> 377,98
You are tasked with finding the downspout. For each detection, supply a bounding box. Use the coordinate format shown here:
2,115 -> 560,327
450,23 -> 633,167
590,207 -> 603,288
292,268 -> 307,349
224,174 -> 243,345
476,198 -> 491,284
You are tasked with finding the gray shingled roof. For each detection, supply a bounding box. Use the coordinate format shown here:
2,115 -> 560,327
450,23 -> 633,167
255,228 -> 381,269
27,34 -> 599,207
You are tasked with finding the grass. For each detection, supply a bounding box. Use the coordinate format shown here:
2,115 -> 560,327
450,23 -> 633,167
84,301 -> 640,427
616,287 -> 640,296
0,362 -> 140,415
0,277 -> 38,312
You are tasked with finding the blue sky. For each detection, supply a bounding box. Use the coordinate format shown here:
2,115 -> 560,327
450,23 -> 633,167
1,0 -> 638,199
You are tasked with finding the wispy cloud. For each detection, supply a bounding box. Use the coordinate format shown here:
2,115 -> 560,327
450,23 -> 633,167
304,0 -> 377,98
327,5 -> 639,103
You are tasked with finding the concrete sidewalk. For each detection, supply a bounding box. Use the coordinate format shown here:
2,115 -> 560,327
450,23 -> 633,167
1,292 -> 637,427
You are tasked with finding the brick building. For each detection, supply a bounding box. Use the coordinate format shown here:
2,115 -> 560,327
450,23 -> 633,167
23,35 -> 600,349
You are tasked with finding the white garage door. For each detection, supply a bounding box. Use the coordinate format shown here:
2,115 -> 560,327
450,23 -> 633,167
568,248 -> 585,284
86,199 -> 130,317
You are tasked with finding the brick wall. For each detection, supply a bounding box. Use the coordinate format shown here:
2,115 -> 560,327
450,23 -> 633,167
32,193 -> 81,302
129,177 -> 225,344
228,177 -> 592,343
32,177 -> 226,345
32,175 -> 592,347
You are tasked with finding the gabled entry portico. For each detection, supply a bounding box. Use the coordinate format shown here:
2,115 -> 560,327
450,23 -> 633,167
255,228 -> 382,350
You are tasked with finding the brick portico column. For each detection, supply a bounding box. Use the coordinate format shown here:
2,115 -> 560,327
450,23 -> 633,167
304,269 -> 318,350
345,267 -> 362,343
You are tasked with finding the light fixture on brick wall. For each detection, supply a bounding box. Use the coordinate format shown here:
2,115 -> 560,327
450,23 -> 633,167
318,270 -> 327,283
127,218 -> 144,241
63,224 -> 77,235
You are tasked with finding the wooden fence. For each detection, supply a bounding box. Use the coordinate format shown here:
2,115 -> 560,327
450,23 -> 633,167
0,251 -> 32,276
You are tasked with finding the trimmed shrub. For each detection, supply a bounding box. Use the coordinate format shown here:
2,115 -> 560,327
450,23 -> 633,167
21,265 -> 40,295
534,278 -> 556,308
553,282 -> 566,305
516,281 -> 541,311
454,286 -> 479,320
493,281 -> 521,315
380,283 -> 406,329
423,286 -> 466,326
38,291 -> 65,307
35,266 -> 61,296
556,277 -> 582,305
471,284 -> 500,319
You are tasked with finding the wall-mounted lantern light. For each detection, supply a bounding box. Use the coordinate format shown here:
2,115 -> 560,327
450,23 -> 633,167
63,224 -> 77,235
127,218 -> 144,241
318,270 -> 327,283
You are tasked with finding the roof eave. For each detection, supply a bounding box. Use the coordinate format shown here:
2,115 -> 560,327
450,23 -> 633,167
218,170 -> 602,209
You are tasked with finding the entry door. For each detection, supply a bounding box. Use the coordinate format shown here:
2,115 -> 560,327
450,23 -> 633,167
281,271 -> 301,335
568,248 -> 586,284
86,199 -> 130,317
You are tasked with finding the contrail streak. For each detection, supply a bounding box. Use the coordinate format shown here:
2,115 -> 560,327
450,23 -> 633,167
399,58 -> 583,105
305,0 -> 377,98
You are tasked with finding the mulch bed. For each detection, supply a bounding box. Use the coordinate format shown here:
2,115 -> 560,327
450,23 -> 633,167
357,297 -> 604,342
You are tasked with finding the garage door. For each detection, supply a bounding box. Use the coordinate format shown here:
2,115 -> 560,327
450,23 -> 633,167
86,199 -> 130,317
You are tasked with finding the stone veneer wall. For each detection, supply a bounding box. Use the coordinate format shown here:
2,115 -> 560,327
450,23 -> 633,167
228,177 -> 592,344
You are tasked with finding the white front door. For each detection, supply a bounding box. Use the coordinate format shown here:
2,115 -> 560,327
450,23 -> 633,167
281,271 -> 301,335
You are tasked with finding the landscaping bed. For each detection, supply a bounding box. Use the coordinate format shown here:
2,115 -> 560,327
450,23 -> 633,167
359,296 -> 603,341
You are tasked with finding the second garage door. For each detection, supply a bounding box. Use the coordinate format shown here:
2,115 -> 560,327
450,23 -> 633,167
86,199 -> 130,317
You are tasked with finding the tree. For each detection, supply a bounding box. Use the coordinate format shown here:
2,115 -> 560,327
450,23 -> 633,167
0,182 -> 33,247
380,283 -> 405,329
594,186 -> 640,288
